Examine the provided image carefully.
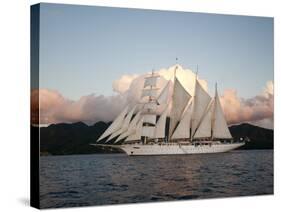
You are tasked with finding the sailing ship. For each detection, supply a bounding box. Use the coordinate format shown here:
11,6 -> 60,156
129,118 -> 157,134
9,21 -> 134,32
92,65 -> 245,155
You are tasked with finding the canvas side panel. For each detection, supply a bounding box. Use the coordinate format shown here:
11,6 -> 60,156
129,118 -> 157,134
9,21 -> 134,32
30,4 -> 40,209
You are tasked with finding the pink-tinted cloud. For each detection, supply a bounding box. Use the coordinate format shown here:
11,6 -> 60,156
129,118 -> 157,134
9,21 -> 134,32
220,81 -> 274,128
31,65 -> 273,129
31,89 -> 127,125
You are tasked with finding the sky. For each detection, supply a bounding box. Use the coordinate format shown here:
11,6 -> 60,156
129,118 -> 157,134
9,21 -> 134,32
39,3 -> 273,100
33,3 -> 274,128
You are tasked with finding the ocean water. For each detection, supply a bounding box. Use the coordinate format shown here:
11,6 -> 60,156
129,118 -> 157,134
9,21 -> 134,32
40,150 -> 273,208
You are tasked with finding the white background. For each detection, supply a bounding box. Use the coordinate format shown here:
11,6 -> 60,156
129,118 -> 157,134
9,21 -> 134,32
0,0 -> 279,211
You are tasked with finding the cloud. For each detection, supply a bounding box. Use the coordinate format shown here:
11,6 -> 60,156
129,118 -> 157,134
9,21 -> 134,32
112,74 -> 138,94
114,65 -> 207,106
250,117 -> 274,129
114,65 -> 208,96
31,89 -> 65,124
220,80 -> 274,128
263,80 -> 274,97
31,65 -> 208,125
31,89 -> 127,125
31,65 -> 274,129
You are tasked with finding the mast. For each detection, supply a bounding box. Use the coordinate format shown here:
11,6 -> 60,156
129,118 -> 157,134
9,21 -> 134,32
211,83 -> 232,139
171,99 -> 193,140
169,64 -> 178,141
153,80 -> 171,141
141,70 -> 159,144
193,100 -> 213,139
190,67 -> 198,142
191,68 -> 212,140
154,105 -> 169,139
125,69 -> 169,143
169,61 -> 192,142
211,83 -> 217,140
169,61 -> 178,142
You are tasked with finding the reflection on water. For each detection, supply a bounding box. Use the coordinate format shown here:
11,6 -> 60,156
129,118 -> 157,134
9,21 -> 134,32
40,150 -> 273,208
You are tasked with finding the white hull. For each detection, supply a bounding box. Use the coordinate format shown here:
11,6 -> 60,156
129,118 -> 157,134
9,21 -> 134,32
119,142 -> 245,156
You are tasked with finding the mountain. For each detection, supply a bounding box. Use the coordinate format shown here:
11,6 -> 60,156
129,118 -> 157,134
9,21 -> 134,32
35,122 -> 273,155
229,123 -> 273,150
39,121 -> 122,155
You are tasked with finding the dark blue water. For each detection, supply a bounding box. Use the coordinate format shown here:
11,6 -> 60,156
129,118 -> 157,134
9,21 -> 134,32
40,150 -> 273,208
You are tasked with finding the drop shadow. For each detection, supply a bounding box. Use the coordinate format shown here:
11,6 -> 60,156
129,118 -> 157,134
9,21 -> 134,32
18,197 -> 30,206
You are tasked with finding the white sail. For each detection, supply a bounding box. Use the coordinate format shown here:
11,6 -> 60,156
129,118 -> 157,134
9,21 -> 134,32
157,81 -> 171,105
106,105 -> 136,142
171,100 -> 193,139
142,126 -> 155,137
143,102 -> 157,111
191,79 -> 212,137
125,117 -> 144,141
143,114 -> 156,125
97,106 -> 129,141
193,100 -> 213,138
169,77 -> 191,138
141,89 -> 158,98
154,105 -> 169,138
212,88 -> 232,139
115,111 -> 141,142
144,76 -> 158,88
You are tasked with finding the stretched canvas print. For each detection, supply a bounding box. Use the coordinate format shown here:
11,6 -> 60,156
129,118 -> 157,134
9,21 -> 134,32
31,3 -> 274,209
